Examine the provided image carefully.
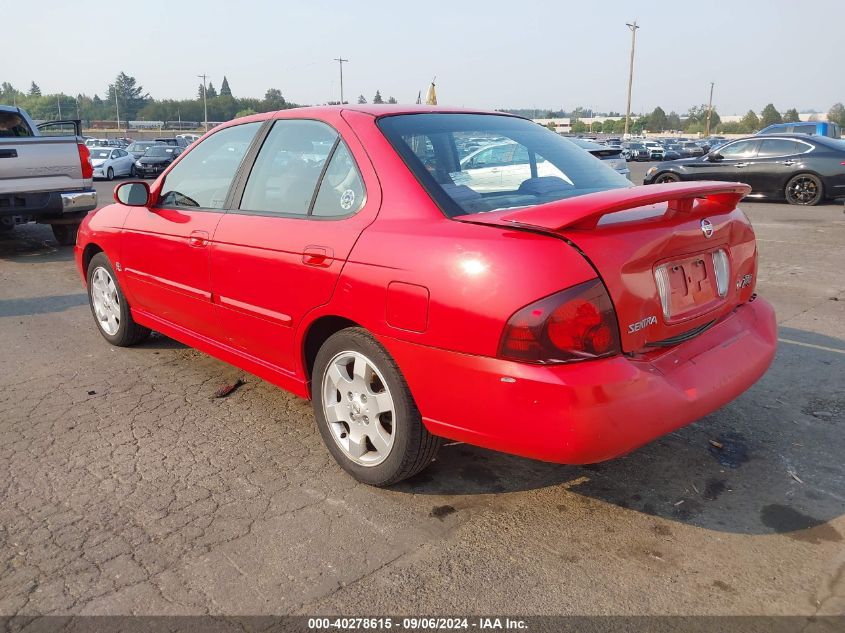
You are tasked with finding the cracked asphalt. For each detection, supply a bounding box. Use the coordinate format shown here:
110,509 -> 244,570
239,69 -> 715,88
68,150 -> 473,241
0,167 -> 843,617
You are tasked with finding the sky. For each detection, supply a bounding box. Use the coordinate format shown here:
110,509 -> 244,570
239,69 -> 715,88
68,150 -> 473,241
6,0 -> 842,115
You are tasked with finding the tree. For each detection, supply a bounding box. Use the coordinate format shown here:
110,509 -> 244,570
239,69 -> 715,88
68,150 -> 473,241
760,103 -> 782,128
262,88 -> 286,111
570,120 -> 587,134
235,108 -> 256,118
373,90 -> 384,104
387,96 -> 397,104
648,106 -> 668,132
197,84 -> 206,100
828,103 -> 845,127
107,72 -> 149,120
666,111 -> 681,131
220,76 -> 232,97
28,82 -> 41,97
357,94 -> 367,104
783,108 -> 800,123
741,109 -> 760,132
206,83 -> 217,99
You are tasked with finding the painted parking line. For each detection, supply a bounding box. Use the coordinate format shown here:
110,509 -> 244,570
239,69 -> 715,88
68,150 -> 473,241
778,338 -> 845,355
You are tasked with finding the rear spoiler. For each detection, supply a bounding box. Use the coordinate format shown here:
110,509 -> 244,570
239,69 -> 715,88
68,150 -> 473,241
454,182 -> 751,231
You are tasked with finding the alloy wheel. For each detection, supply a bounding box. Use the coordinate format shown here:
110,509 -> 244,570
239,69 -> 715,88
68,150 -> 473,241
90,267 -> 121,335
786,176 -> 821,205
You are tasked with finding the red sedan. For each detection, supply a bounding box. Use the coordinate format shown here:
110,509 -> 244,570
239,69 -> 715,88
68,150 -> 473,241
75,106 -> 777,486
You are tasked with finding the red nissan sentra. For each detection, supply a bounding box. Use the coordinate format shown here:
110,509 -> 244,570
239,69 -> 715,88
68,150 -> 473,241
74,106 -> 777,486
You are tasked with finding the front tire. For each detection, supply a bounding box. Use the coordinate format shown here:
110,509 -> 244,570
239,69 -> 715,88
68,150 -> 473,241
129,164 -> 136,177
312,327 -> 441,486
785,174 -> 823,206
86,253 -> 150,346
107,167 -> 114,181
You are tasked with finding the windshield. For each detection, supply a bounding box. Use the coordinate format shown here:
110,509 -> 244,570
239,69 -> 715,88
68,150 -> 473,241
145,146 -> 176,157
378,114 -> 630,217
128,142 -> 154,152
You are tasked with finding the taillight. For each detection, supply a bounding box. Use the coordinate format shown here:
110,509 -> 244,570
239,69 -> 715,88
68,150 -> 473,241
77,143 -> 93,179
499,279 -> 621,363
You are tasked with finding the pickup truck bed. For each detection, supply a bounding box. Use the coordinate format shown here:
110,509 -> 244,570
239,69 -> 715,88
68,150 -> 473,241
0,106 -> 97,244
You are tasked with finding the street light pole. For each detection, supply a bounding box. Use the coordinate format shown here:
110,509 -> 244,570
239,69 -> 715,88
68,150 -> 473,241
333,57 -> 348,104
198,74 -> 208,132
623,21 -> 639,138
705,81 -> 715,137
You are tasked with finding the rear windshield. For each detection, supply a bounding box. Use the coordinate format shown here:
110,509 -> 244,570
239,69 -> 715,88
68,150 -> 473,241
128,142 -> 154,151
90,149 -> 112,159
378,113 -> 630,217
0,111 -> 32,138
146,146 -> 176,157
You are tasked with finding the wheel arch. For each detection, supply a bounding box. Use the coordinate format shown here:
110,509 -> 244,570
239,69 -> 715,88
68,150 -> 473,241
301,315 -> 363,389
81,242 -> 104,277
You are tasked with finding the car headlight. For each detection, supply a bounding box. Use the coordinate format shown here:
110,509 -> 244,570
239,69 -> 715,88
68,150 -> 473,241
135,161 -> 143,167
646,166 -> 657,177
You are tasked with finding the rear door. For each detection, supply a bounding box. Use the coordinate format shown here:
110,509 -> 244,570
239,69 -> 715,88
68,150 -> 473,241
120,121 -> 262,338
210,117 -> 380,372
745,138 -> 811,195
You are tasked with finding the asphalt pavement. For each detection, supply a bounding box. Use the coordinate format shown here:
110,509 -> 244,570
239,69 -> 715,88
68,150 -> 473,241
0,163 -> 843,617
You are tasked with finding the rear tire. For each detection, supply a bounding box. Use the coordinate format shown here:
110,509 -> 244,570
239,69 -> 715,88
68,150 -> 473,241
312,327 -> 441,486
86,252 -> 151,346
785,173 -> 823,206
654,172 -> 681,184
51,223 -> 79,246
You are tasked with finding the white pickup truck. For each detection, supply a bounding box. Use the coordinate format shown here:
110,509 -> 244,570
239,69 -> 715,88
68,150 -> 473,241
0,106 -> 97,245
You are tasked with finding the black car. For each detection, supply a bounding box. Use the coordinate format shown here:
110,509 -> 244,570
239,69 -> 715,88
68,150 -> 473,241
680,142 -> 705,157
155,137 -> 190,148
126,140 -> 161,160
663,144 -> 684,161
135,145 -> 183,178
643,134 -> 845,206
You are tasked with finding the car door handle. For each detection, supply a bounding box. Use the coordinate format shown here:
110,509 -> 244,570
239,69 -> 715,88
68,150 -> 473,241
188,230 -> 209,248
781,160 -> 795,166
734,163 -> 749,168
302,245 -> 333,267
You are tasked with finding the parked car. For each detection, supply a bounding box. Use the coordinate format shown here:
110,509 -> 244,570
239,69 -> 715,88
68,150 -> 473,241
624,142 -> 649,161
134,145 -> 182,178
126,140 -> 160,160
176,133 -> 201,144
569,137 -> 630,178
643,134 -> 845,205
680,142 -> 705,157
758,121 -> 841,138
663,144 -> 684,161
76,106 -> 776,485
0,106 -> 96,244
643,141 -> 665,160
89,147 -> 136,180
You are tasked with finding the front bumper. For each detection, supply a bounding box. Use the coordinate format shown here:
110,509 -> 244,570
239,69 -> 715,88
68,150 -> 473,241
0,189 -> 97,219
379,298 -> 777,464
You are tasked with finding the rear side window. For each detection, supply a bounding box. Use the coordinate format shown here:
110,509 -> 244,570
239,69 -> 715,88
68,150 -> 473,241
757,139 -> 807,157
312,142 -> 366,217
0,111 -> 32,138
239,120 -> 337,215
378,113 -> 630,216
159,122 -> 261,209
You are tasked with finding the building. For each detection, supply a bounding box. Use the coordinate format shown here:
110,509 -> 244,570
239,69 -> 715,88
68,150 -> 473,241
532,118 -> 571,134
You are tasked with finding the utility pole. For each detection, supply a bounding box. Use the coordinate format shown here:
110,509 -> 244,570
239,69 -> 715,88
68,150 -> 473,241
57,96 -> 62,120
623,21 -> 639,138
333,57 -> 348,104
197,74 -> 208,132
114,88 -> 120,131
705,81 -> 715,137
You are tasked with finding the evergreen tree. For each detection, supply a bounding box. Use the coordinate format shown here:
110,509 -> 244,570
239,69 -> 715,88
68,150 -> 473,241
741,109 -> 761,131
206,83 -> 218,99
107,72 -> 149,119
783,108 -> 800,123
387,96 -> 397,104
760,103 -> 782,127
220,76 -> 232,97
373,90 -> 384,104
28,82 -> 41,97
648,106 -> 667,131
357,94 -> 367,104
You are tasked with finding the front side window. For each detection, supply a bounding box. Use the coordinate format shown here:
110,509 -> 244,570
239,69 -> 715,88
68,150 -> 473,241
239,120 -> 336,215
378,114 -> 630,216
159,122 -> 261,209
718,140 -> 758,159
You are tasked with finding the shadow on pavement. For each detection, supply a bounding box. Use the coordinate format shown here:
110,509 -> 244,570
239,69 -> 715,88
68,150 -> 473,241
0,293 -> 88,317
397,326 -> 844,539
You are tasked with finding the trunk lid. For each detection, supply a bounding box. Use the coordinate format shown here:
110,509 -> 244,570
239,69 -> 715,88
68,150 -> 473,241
455,182 -> 759,352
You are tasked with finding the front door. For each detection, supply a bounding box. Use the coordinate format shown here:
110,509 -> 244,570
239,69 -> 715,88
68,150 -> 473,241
683,139 -> 761,186
210,118 -> 377,373
120,121 -> 263,339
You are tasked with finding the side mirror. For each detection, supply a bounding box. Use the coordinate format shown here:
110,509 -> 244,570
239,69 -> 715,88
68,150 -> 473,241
707,151 -> 723,162
114,181 -> 150,206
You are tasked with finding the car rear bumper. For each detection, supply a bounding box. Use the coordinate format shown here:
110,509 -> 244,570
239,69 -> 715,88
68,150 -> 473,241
0,189 -> 97,219
378,298 -> 777,464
